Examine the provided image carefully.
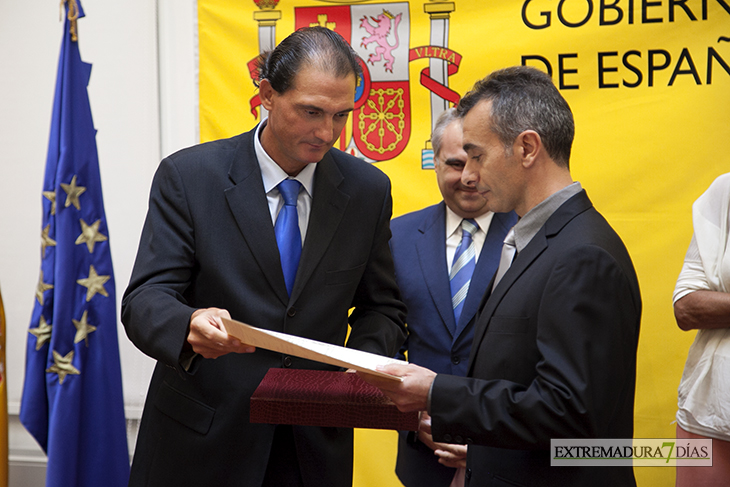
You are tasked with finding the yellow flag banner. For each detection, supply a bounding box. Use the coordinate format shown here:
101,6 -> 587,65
198,2 -> 730,485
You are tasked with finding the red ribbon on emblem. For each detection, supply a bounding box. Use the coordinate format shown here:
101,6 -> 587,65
409,46 -> 462,105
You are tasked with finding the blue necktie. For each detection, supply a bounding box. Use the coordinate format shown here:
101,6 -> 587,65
450,219 -> 477,325
275,179 -> 301,296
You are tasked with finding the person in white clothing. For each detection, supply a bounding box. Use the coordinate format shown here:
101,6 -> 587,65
673,172 -> 730,487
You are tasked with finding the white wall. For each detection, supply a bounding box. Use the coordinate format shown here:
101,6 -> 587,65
0,0 -> 197,483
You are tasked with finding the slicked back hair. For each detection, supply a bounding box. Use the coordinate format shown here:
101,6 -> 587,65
258,26 -> 362,94
456,66 -> 575,169
431,108 -> 461,163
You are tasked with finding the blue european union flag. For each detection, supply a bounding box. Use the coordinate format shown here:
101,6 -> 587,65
19,2 -> 130,486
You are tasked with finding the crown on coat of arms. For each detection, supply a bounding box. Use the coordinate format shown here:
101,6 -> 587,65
253,0 -> 279,10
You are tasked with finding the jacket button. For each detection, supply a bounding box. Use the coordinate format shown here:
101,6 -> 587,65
287,307 -> 296,317
465,469 -> 472,480
443,434 -> 452,442
283,356 -> 292,367
466,437 -> 473,444
451,355 -> 460,365
455,435 -> 463,444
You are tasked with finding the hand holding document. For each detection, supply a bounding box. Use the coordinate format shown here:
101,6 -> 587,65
220,317 -> 405,381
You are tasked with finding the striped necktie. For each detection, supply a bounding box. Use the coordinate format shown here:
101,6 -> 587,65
274,179 -> 301,296
450,219 -> 478,325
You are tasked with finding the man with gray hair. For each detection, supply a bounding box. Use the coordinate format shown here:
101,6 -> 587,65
390,108 -> 516,486
363,66 -> 642,486
122,27 -> 406,487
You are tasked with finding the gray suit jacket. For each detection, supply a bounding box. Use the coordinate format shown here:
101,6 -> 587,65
122,127 -> 406,487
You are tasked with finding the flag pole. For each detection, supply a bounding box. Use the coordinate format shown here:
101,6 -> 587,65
60,0 -> 80,42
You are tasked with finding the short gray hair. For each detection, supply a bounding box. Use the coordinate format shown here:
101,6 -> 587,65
431,108 -> 461,163
456,66 -> 574,168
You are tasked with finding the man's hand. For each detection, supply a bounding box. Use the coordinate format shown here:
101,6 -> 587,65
187,308 -> 255,359
434,443 -> 467,468
417,412 -> 467,468
357,363 -> 436,412
417,412 -> 437,450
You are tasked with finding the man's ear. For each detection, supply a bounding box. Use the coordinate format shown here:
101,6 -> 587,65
259,79 -> 275,111
517,130 -> 541,168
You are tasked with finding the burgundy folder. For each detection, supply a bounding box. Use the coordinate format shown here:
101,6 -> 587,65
250,368 -> 419,431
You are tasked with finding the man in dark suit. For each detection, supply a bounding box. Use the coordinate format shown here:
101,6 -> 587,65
121,27 -> 406,487
362,66 -> 642,486
390,108 -> 516,486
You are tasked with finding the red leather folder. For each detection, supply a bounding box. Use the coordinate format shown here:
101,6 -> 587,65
250,368 -> 419,431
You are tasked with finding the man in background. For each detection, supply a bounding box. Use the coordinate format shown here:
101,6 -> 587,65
390,108 -> 516,486
363,66 -> 641,487
122,27 -> 406,487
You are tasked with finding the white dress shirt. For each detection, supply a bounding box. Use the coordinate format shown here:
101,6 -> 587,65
254,120 -> 315,243
444,206 -> 494,270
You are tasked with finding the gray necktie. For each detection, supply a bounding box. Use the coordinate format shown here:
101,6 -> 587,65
492,227 -> 516,290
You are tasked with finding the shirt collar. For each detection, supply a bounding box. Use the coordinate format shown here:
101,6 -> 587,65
513,181 -> 582,252
254,120 -> 316,197
445,204 -> 494,239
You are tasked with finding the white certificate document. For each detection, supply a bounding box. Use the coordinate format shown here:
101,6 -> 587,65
220,317 -> 405,381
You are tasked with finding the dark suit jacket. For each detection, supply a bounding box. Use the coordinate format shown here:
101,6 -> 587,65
430,191 -> 641,487
121,127 -> 406,487
390,203 -> 517,487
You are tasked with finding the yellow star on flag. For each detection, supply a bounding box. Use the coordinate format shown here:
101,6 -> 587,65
43,190 -> 57,215
73,310 -> 97,346
75,218 -> 108,253
46,350 -> 80,385
41,224 -> 57,258
29,315 -> 53,351
61,175 -> 86,210
76,265 -> 110,302
35,271 -> 54,305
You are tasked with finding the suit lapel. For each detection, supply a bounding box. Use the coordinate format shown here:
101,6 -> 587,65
416,203 -> 457,335
467,192 -> 593,371
224,129 -> 289,306
290,152 -> 349,303
454,211 -> 516,338
466,227 -> 546,371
